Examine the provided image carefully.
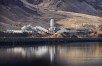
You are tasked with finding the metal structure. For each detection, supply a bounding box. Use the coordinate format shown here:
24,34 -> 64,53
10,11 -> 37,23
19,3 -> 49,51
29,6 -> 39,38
35,26 -> 48,34
21,25 -> 48,34
6,19 -> 84,34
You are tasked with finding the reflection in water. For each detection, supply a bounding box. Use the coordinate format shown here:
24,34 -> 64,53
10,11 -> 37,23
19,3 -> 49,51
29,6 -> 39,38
56,42 -> 102,66
7,46 -> 49,57
58,45 -> 102,65
0,42 -> 102,66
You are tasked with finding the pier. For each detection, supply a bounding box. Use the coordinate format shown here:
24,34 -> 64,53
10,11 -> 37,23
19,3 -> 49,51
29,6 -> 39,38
0,37 -> 102,46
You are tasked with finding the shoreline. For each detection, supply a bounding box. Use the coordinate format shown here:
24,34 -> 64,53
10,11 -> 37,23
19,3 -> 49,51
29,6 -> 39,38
0,37 -> 102,46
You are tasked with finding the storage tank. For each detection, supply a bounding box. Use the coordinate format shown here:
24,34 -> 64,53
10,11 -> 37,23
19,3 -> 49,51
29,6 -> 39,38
49,19 -> 56,33
50,19 -> 54,28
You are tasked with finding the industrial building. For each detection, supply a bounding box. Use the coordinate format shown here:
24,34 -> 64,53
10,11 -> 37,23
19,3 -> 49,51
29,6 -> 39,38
5,19 -> 93,38
6,19 -> 56,34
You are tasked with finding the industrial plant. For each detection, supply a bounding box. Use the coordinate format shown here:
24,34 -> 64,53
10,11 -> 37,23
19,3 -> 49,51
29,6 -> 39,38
0,19 -> 100,38
6,19 -> 56,34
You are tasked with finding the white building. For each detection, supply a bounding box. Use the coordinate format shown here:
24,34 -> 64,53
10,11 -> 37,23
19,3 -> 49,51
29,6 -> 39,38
6,30 -> 23,33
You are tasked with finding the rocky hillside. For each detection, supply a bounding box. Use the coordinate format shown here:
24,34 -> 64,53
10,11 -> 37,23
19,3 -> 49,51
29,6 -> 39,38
35,0 -> 102,16
0,0 -> 102,31
19,0 -> 102,16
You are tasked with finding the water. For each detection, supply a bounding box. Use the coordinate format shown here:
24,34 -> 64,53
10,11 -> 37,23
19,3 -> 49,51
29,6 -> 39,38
0,42 -> 102,66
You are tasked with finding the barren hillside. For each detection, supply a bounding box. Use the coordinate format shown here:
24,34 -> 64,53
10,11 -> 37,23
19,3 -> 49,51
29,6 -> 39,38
0,0 -> 102,31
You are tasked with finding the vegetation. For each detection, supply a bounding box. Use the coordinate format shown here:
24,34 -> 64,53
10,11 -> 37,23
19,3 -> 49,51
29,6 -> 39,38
98,25 -> 102,30
81,24 -> 97,31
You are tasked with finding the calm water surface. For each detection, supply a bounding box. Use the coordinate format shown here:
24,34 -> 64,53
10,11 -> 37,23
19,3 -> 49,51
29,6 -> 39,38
0,42 -> 102,66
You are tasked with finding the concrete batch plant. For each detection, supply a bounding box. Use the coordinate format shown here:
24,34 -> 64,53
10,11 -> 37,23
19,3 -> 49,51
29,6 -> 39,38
6,19 -> 57,34
6,19 -> 90,36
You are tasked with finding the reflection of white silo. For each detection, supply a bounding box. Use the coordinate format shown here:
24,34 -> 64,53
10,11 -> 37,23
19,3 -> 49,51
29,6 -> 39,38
49,19 -> 56,33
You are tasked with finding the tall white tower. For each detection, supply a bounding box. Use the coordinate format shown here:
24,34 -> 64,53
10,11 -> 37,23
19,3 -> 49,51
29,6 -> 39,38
50,19 -> 54,28
49,19 -> 56,33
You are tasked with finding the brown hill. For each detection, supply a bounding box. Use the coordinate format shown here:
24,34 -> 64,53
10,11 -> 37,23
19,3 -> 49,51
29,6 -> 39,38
0,0 -> 102,31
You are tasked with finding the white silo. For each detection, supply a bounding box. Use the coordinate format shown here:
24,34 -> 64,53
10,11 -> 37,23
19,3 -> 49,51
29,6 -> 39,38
49,19 -> 56,33
50,19 -> 54,28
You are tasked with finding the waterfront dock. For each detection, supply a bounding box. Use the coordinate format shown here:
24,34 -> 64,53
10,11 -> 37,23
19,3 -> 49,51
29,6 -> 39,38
0,37 -> 102,46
